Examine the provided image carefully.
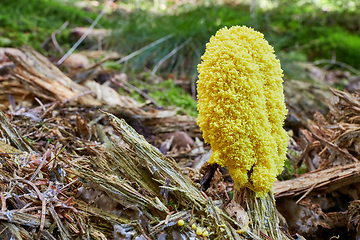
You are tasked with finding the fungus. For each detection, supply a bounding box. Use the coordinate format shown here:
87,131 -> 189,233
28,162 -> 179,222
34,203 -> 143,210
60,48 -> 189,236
177,219 -> 185,227
197,26 -> 288,197
196,227 -> 203,236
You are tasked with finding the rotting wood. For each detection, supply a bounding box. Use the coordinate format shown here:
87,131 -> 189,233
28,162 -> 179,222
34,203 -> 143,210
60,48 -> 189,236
274,162 -> 360,198
5,46 -> 101,105
0,210 -> 51,228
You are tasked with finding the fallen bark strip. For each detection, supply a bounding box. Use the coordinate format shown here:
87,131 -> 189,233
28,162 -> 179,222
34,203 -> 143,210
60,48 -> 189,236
5,46 -> 100,105
274,162 -> 360,198
0,210 -> 51,228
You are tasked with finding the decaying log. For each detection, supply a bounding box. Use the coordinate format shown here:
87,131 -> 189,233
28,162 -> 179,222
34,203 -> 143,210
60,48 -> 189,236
274,162 -> 360,198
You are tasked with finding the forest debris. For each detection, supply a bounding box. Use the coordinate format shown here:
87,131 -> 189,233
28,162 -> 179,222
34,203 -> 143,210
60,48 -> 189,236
0,90 -> 290,239
70,27 -> 111,42
68,55 -> 119,83
148,114 -> 200,138
161,131 -> 195,150
2,47 -> 144,111
65,112 -> 263,239
0,49 -> 28,110
84,80 -> 140,108
0,210 -> 51,228
276,197 -> 328,237
4,46 -> 100,105
329,87 -> 360,120
274,162 -> 360,198
62,53 -> 89,70
103,112 -> 207,209
224,200 -> 249,230
348,200 -> 360,240
99,105 -> 201,140
311,131 -> 359,163
295,87 -> 360,172
0,110 -> 33,152
283,80 -> 332,118
324,212 -> 349,229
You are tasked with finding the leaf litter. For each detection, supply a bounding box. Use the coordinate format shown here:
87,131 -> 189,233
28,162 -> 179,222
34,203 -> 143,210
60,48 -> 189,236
1,46 -> 360,239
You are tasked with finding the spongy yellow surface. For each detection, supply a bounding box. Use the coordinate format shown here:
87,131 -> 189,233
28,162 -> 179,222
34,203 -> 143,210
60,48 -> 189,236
197,26 -> 289,197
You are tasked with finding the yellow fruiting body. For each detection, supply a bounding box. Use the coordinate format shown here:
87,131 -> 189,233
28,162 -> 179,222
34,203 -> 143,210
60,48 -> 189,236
202,230 -> 209,237
197,26 -> 289,197
196,227 -> 203,236
177,219 -> 185,226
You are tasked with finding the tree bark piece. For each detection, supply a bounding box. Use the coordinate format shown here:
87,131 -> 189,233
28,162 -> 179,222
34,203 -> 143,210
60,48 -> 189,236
5,46 -> 101,105
274,162 -> 360,198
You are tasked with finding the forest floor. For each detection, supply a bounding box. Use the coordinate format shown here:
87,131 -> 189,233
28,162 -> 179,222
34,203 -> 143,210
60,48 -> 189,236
1,1 -> 360,240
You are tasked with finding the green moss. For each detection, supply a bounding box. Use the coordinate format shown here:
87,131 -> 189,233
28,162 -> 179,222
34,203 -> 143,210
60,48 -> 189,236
279,152 -> 308,180
153,79 -> 198,117
0,0 -> 112,50
118,79 -> 197,117
103,61 -> 124,71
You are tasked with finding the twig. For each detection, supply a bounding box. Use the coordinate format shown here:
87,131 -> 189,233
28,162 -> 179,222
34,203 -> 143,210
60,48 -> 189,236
60,178 -> 78,192
296,182 -> 318,204
47,143 -> 69,169
311,132 -> 359,162
20,206 -> 43,213
40,102 -> 59,119
116,34 -> 174,64
34,97 -> 46,113
260,231 -> 274,240
110,78 -> 132,93
0,226 -> 8,235
48,202 -> 72,239
164,211 -> 175,225
29,149 -> 51,182
0,192 -> 6,212
12,178 -> 47,231
123,82 -> 162,108
72,212 -> 85,235
51,21 -> 69,55
62,90 -> 95,104
57,0 -> 114,65
314,58 -> 360,76
152,37 -> 192,74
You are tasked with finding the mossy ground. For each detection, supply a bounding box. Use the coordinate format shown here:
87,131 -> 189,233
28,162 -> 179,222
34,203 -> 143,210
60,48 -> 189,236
119,78 -> 198,117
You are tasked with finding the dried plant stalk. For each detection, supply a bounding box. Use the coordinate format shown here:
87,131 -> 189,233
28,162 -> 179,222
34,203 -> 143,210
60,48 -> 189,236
244,189 -> 290,240
0,110 -> 33,152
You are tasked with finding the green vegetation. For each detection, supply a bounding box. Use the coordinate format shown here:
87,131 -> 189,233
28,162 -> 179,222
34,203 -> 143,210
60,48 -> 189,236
105,0 -> 360,78
280,152 -> 307,180
153,79 -> 197,116
2,0 -> 360,71
119,79 -> 198,116
0,0 -> 111,50
108,4 -> 253,76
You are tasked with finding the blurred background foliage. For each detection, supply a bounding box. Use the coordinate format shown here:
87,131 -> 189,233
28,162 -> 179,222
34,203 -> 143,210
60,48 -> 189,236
1,0 -> 359,76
